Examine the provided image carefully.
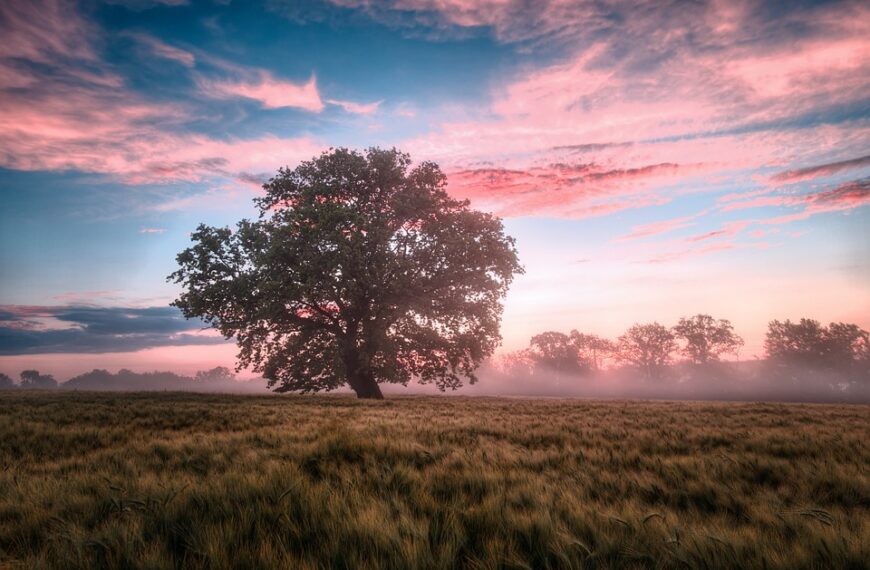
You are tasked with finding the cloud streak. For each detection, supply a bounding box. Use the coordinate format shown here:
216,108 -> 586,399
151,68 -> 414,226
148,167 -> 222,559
397,0 -> 870,219
204,72 -> 324,111
771,154 -> 870,184
327,98 -> 383,115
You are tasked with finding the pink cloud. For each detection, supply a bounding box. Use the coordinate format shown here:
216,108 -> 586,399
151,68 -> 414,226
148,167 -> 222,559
394,1 -> 870,217
724,37 -> 868,101
721,195 -> 793,212
770,154 -> 870,184
646,242 -> 740,264
0,3 -> 326,185
205,71 -> 324,111
684,220 -> 750,243
445,161 -> 693,218
325,0 -> 611,44
723,179 -> 869,217
139,228 -> 167,234
128,33 -> 195,67
616,215 -> 698,242
0,0 -> 97,64
749,228 -> 779,239
327,98 -> 383,115
51,291 -> 121,303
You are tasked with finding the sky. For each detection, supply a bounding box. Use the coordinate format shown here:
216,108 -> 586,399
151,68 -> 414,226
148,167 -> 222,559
0,0 -> 868,380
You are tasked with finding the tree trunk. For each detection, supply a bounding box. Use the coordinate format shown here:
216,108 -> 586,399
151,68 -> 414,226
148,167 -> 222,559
343,344 -> 384,399
351,371 -> 384,400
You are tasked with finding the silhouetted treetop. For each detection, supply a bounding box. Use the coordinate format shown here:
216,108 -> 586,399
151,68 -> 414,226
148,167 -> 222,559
170,148 -> 523,398
527,331 -> 584,373
616,323 -> 677,380
673,314 -> 743,365
765,319 -> 869,382
569,331 -> 614,371
19,370 -> 57,389
195,366 -> 236,384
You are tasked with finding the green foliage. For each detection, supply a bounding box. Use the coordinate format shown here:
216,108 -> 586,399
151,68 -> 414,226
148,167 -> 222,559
0,392 -> 867,569
170,148 -> 522,398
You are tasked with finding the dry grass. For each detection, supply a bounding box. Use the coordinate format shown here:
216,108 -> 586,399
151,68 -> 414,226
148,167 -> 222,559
0,391 -> 868,569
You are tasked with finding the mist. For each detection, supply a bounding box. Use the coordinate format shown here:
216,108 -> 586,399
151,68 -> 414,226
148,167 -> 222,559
3,359 -> 867,404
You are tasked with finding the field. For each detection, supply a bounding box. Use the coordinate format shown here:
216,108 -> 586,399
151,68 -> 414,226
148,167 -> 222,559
0,392 -> 868,569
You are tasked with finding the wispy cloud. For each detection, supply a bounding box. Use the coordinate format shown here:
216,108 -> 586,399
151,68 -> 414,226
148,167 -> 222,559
770,154 -> 870,184
617,215 -> 698,242
204,71 -> 324,111
395,0 -> 870,217
445,161 -> 696,218
327,98 -> 383,115
126,32 -> 195,67
723,178 -> 870,216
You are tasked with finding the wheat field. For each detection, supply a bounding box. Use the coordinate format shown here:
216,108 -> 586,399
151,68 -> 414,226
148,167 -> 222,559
0,391 -> 867,569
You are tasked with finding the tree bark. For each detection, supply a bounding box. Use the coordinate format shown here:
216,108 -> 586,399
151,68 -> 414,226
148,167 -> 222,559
351,370 -> 384,400
343,343 -> 384,399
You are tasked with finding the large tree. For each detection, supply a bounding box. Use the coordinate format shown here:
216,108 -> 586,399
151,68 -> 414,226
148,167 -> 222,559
672,314 -> 743,365
170,148 -> 522,399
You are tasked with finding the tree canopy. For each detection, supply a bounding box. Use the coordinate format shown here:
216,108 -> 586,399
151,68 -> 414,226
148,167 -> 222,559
0,373 -> 14,389
765,319 -> 869,382
195,366 -> 236,384
615,323 -> 677,380
170,148 -> 522,398
19,370 -> 57,389
673,314 -> 743,364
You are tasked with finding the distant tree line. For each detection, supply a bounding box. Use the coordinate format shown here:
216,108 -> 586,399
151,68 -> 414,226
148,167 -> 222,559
0,367 -> 268,394
498,315 -> 868,396
2,317 -> 866,400
0,370 -> 58,390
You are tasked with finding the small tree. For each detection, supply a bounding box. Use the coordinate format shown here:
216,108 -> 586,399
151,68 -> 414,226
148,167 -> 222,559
19,370 -> 57,389
569,331 -> 614,371
616,323 -> 677,380
495,350 -> 536,377
195,366 -> 236,384
672,314 -> 743,364
528,331 -> 586,374
170,148 -> 522,398
0,373 -> 15,389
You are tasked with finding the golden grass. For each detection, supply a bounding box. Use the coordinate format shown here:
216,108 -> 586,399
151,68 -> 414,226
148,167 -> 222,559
0,391 -> 868,569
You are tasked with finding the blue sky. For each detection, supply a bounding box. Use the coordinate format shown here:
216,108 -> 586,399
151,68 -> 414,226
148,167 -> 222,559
0,0 -> 868,378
